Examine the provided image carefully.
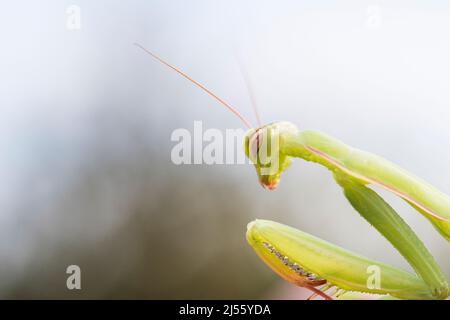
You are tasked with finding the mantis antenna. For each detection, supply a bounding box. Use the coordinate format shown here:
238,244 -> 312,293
134,43 -> 254,129
236,57 -> 262,127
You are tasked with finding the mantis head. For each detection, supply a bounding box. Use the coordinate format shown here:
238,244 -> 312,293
135,45 -> 297,190
244,122 -> 297,190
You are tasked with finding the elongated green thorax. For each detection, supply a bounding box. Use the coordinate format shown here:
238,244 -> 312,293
244,122 -> 450,241
285,128 -> 450,241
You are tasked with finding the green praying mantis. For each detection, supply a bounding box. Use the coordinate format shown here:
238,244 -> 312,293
136,43 -> 450,300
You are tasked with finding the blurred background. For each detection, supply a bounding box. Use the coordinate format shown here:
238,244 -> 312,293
0,0 -> 449,299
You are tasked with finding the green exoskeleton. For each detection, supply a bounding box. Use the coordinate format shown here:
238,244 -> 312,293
136,44 -> 449,300
245,123 -> 449,300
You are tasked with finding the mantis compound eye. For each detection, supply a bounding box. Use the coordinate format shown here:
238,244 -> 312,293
244,123 -> 293,191
248,129 -> 279,190
248,128 -> 263,163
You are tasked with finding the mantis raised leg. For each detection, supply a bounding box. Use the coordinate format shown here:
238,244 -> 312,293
136,44 -> 450,299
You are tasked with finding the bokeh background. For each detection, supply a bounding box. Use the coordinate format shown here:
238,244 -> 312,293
0,0 -> 449,299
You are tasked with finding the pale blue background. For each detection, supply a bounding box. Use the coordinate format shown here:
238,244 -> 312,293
0,0 -> 449,298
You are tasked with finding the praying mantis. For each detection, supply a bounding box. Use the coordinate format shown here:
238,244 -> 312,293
136,43 -> 450,300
